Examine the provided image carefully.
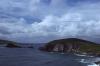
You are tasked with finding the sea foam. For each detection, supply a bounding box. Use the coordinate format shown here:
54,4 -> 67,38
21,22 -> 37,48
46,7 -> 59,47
88,63 -> 99,66
79,58 -> 100,66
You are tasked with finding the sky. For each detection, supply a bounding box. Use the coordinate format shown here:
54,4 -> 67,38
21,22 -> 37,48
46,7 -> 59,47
0,0 -> 100,43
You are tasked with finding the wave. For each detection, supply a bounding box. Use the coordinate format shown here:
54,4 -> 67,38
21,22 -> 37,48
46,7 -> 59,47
75,54 -> 87,57
75,53 -> 94,57
79,57 -> 100,66
88,63 -> 99,66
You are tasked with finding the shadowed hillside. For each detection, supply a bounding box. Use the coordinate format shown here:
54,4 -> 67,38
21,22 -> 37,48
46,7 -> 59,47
40,38 -> 100,56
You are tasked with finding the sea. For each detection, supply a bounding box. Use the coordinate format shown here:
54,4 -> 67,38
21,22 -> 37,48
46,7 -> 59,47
0,44 -> 99,66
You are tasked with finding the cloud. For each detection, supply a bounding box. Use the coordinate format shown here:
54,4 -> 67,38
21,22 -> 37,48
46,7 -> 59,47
31,12 -> 100,37
0,0 -> 100,43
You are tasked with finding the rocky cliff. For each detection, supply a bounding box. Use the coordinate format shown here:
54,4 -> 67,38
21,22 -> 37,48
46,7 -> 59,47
40,38 -> 100,56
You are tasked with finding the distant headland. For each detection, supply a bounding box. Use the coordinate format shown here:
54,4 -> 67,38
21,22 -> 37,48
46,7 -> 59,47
39,38 -> 100,57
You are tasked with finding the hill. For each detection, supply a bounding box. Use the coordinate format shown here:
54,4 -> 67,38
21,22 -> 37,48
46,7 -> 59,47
40,38 -> 100,56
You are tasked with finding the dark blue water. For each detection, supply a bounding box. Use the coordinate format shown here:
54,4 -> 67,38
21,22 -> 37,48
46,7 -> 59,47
0,46 -> 98,66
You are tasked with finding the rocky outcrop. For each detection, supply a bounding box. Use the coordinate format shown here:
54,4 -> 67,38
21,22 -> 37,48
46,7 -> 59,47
40,38 -> 100,56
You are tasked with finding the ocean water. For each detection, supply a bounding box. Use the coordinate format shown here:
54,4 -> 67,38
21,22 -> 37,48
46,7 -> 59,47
0,45 -> 99,66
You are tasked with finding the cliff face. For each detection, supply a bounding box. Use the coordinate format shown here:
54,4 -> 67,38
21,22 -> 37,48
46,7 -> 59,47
40,38 -> 100,56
